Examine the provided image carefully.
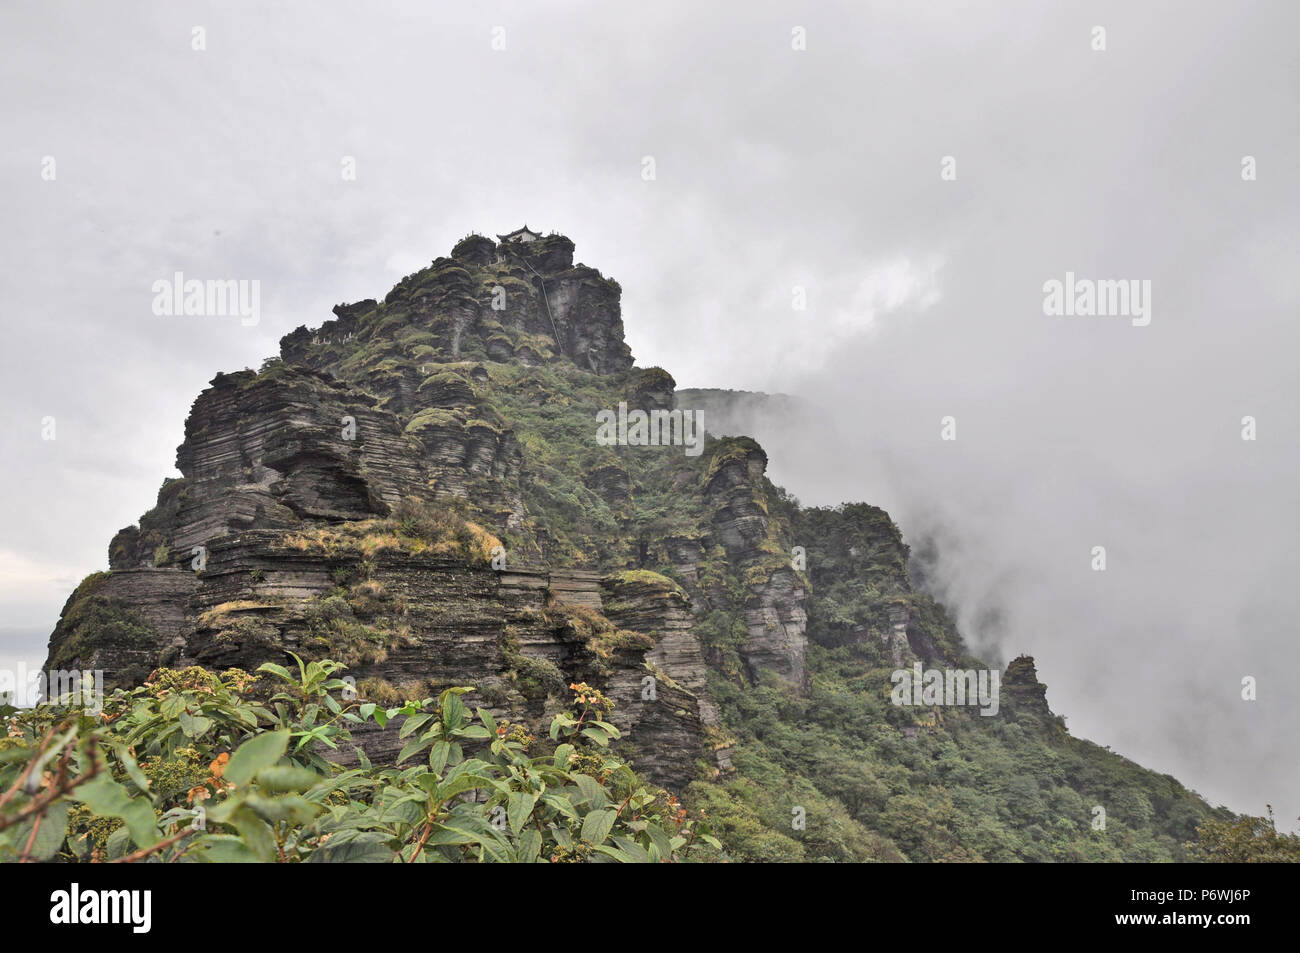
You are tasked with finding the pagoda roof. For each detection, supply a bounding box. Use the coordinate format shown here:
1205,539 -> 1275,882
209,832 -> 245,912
497,225 -> 542,242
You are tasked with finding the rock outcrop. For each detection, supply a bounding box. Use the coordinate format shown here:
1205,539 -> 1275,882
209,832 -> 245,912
46,231 -> 746,791
1002,655 -> 1053,720
44,230 -> 978,793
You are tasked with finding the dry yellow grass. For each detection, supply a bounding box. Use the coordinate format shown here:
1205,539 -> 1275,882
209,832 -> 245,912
197,600 -> 278,628
278,513 -> 501,565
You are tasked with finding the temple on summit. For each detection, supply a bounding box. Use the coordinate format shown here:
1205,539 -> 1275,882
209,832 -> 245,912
496,225 -> 541,244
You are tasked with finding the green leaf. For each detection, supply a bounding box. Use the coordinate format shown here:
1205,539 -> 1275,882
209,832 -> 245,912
105,826 -> 131,861
69,775 -> 160,848
305,832 -> 394,863
160,694 -> 185,720
549,714 -> 574,741
245,792 -> 320,826
428,740 -> 450,776
179,711 -> 213,739
228,805 -> 277,861
518,827 -> 542,863
112,742 -> 151,796
224,730 -> 290,786
592,843 -> 636,863
193,835 -> 260,863
580,726 -> 609,746
551,823 -> 573,849
399,713 -> 433,739
645,823 -> 674,860
435,773 -> 493,805
378,795 -> 425,830
397,736 -> 431,765
441,692 -> 466,731
477,832 -> 512,863
24,798 -> 69,861
427,825 -> 480,847
552,744 -> 575,768
507,792 -> 538,835
612,835 -> 653,863
476,707 -> 498,737
581,808 -> 618,845
256,662 -> 294,681
255,764 -> 322,793
541,793 -> 579,819
572,774 -> 608,810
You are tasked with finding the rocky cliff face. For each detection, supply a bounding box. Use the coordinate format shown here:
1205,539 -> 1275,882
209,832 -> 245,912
46,232 -> 737,790
45,230 -> 1021,795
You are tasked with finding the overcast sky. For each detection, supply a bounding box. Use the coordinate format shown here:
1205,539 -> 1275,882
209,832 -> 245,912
2,1 -> 1297,826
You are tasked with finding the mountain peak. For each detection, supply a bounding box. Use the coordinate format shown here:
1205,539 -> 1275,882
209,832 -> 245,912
281,230 -> 630,376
